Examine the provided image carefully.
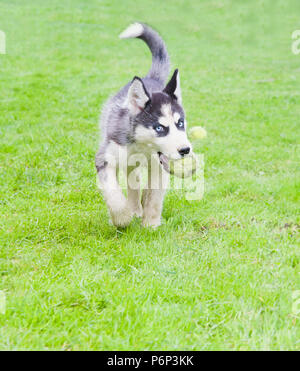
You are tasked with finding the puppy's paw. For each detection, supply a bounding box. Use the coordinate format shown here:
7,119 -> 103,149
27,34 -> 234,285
110,205 -> 133,227
142,216 -> 161,228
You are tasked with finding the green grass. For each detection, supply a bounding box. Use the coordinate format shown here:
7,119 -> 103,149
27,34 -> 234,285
0,0 -> 300,350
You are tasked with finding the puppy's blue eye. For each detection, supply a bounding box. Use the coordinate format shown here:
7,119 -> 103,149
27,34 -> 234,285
177,119 -> 184,128
155,125 -> 164,133
153,124 -> 169,136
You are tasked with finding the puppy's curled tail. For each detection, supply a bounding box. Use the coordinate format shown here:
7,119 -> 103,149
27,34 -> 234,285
119,22 -> 170,84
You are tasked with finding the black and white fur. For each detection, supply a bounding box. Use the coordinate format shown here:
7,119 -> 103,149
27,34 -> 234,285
95,23 -> 192,227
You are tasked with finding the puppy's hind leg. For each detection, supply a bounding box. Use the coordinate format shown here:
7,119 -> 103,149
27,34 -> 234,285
96,150 -> 133,228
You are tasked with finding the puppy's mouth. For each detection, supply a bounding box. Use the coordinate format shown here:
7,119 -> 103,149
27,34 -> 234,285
158,151 -> 197,178
158,152 -> 170,173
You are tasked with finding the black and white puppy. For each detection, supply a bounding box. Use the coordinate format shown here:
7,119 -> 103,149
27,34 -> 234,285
95,23 -> 192,227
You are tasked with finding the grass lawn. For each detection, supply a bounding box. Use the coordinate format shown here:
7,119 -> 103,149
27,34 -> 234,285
0,0 -> 299,350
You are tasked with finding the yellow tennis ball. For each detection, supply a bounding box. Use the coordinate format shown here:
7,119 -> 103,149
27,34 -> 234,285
189,126 -> 207,140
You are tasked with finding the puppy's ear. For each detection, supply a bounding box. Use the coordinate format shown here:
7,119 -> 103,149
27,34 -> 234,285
163,69 -> 182,104
126,77 -> 150,115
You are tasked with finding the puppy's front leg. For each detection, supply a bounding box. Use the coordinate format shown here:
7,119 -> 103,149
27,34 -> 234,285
97,158 -> 133,227
142,188 -> 166,228
142,161 -> 169,228
127,165 -> 142,217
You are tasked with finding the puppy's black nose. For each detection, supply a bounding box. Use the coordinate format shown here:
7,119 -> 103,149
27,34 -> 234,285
178,147 -> 190,157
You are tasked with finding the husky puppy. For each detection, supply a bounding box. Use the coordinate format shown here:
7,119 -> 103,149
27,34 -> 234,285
95,23 -> 192,228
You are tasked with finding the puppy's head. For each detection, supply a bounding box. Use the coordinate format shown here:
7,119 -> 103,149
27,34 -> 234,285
126,69 -> 192,161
